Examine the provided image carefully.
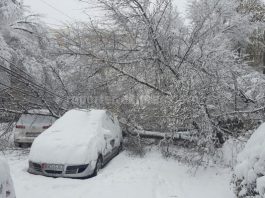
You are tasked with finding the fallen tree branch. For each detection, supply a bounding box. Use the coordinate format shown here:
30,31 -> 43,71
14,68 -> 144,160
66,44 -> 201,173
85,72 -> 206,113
124,128 -> 198,141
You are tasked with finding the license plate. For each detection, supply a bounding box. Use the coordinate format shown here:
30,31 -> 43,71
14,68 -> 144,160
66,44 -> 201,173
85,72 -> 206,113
42,164 -> 64,171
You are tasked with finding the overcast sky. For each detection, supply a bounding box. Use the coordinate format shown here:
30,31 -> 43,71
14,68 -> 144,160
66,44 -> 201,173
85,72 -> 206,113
23,0 -> 188,28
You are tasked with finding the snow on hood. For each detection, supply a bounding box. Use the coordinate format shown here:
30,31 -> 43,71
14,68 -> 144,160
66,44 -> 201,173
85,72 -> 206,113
29,109 -> 106,165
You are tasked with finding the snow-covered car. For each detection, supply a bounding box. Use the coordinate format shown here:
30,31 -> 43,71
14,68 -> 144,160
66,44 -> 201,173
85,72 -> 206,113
28,109 -> 123,178
0,158 -> 16,198
14,109 -> 57,147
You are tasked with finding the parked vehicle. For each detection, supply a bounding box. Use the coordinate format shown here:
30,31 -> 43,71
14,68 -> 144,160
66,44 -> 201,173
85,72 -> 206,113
0,158 -> 16,198
28,109 -> 123,178
14,109 -> 57,148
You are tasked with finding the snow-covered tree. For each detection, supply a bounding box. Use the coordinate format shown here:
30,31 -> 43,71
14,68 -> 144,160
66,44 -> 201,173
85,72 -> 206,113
0,0 -> 22,89
233,123 -> 265,198
0,0 -> 72,119
64,0 -> 264,153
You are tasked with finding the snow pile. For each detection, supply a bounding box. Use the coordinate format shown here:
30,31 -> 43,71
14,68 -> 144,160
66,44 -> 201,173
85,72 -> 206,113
233,123 -> 265,197
0,157 -> 15,198
29,109 -> 120,165
4,150 -> 235,198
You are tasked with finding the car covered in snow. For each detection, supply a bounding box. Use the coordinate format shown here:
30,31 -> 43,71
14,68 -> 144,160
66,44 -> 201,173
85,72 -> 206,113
14,109 -> 57,147
28,109 -> 123,178
0,158 -> 16,198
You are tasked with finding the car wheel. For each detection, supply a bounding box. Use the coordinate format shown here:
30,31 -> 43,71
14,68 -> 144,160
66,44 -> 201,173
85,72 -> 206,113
93,156 -> 103,176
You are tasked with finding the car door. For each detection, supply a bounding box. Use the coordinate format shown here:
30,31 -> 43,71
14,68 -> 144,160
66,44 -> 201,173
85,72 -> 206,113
102,131 -> 113,161
113,116 -> 122,147
102,113 -> 118,162
105,112 -> 120,156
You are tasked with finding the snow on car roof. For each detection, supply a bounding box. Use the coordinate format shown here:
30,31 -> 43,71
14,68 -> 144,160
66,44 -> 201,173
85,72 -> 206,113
27,109 -> 51,115
45,109 -> 106,134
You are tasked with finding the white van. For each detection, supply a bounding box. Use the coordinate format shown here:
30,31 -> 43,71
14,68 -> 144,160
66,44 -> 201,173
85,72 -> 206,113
28,109 -> 123,178
0,158 -> 16,198
14,109 -> 57,147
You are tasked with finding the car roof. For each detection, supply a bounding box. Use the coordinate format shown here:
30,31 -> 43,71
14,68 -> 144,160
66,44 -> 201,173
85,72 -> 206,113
26,109 -> 51,115
42,109 -> 107,134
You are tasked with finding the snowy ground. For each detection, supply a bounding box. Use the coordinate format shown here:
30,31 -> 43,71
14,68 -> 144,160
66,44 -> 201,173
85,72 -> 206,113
2,150 -> 235,198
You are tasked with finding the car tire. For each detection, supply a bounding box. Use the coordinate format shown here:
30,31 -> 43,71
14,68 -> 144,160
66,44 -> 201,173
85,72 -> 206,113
93,156 -> 103,176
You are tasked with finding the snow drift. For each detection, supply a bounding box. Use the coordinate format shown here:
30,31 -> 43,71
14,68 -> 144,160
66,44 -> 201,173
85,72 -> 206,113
234,123 -> 265,197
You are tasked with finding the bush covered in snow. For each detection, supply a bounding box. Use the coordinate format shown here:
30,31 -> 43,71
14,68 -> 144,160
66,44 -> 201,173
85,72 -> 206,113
233,123 -> 265,197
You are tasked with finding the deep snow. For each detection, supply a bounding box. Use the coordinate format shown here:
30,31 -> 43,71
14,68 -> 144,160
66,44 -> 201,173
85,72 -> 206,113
3,150 -> 235,198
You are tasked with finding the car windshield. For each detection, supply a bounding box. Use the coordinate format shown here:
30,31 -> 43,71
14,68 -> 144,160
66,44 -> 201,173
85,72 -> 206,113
17,114 -> 56,127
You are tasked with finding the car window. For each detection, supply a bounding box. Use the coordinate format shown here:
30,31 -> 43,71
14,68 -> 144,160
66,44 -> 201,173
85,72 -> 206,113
17,114 -> 55,126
